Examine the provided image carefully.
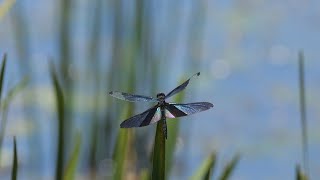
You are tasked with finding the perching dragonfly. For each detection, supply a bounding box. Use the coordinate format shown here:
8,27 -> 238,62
109,72 -> 213,139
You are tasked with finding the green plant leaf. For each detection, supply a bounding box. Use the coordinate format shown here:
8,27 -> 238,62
0,53 -> 6,104
0,0 -> 16,21
11,136 -> 18,180
112,105 -> 133,180
217,155 -> 240,180
152,120 -> 166,179
191,152 -> 216,180
50,63 -> 65,180
64,132 -> 82,180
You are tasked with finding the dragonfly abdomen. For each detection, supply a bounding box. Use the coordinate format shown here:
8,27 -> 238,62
160,106 -> 168,139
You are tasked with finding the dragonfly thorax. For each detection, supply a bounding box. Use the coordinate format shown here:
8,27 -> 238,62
156,93 -> 166,104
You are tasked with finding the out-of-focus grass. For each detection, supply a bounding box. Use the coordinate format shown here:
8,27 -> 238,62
0,54 -> 6,104
50,63 -> 66,180
298,51 -> 309,177
139,168 -> 149,180
11,136 -> 18,180
217,155 -> 240,180
112,105 -> 133,180
0,55 -> 28,160
0,77 -> 28,153
296,165 -> 308,180
87,0 -> 103,176
191,152 -> 216,180
64,132 -> 82,180
0,0 -> 15,20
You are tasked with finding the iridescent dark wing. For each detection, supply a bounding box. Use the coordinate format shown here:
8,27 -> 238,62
165,72 -> 200,99
109,91 -> 158,102
120,105 -> 162,128
165,102 -> 213,118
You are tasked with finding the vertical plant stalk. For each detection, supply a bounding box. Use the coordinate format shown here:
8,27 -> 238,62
298,51 -> 309,176
11,136 -> 18,180
50,64 -> 65,180
152,120 -> 166,179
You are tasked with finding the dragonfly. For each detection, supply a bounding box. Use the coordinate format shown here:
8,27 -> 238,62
109,72 -> 213,139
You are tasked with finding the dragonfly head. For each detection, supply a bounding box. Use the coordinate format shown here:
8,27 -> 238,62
156,93 -> 166,102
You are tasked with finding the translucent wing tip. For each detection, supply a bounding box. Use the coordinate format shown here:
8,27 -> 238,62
200,102 -> 214,109
196,72 -> 200,76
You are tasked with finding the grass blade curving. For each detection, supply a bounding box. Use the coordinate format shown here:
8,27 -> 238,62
64,132 -> 82,180
50,63 -> 65,180
217,155 -> 240,180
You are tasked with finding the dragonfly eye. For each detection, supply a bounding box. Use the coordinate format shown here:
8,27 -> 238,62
156,93 -> 165,99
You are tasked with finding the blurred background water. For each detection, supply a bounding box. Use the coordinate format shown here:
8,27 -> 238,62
0,0 -> 320,179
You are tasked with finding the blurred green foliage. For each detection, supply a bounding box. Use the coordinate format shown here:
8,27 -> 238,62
0,0 -> 15,20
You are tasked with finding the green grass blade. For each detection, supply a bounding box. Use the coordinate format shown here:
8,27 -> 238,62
0,0 -> 15,20
50,63 -> 65,180
190,152 -> 216,180
152,120 -> 166,179
139,168 -> 150,180
112,105 -> 133,180
0,53 -> 7,104
64,132 -> 82,180
296,165 -> 308,180
113,129 -> 129,180
217,155 -> 240,180
11,136 -> 18,180
298,51 -> 309,176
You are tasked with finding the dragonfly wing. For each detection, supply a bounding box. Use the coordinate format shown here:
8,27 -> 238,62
165,102 -> 213,118
120,105 -> 162,128
109,91 -> 158,102
165,72 -> 200,99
